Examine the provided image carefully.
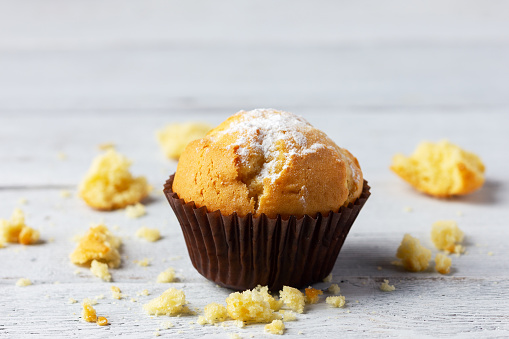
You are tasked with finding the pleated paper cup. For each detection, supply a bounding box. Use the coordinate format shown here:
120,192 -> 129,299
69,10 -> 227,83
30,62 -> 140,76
164,174 -> 370,291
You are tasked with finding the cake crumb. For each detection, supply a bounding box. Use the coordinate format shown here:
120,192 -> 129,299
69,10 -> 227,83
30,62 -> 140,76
304,287 -> 323,304
377,266 -> 383,271
70,224 -> 121,268
143,288 -> 190,316
78,149 -> 150,210
157,267 -> 176,283
298,331 -> 304,335
279,310 -> 297,321
226,285 -> 282,323
153,331 -> 160,337
435,253 -> 452,274
395,234 -> 431,272
156,122 -> 212,159
90,260 -> 112,282
1,209 -> 40,245
328,284 -> 341,295
326,296 -> 346,308
403,207 -> 413,212
280,286 -> 305,313
136,226 -> 161,242
431,220 -> 465,254
16,278 -> 32,287
323,273 -> 333,282
111,286 -> 123,300
488,251 -> 494,256
391,140 -> 485,197
82,300 -> 97,322
134,258 -> 151,267
199,303 -> 228,325
126,203 -> 147,219
97,316 -> 108,326
57,152 -> 67,160
264,319 -> 285,335
229,334 -> 242,339
233,320 -> 245,328
380,279 -> 396,292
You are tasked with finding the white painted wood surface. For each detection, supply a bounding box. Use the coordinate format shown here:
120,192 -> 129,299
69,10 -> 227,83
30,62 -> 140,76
1,1 -> 509,338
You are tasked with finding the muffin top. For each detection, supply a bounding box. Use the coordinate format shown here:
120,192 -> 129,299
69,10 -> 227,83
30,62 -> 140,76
172,109 -> 363,218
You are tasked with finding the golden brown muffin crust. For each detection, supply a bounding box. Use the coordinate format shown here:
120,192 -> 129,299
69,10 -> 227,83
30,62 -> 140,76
173,109 -> 363,218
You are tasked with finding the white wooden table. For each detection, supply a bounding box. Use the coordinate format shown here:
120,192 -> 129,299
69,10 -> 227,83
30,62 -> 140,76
1,1 -> 509,338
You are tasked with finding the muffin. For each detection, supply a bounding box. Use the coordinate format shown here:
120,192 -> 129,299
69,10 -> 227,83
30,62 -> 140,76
164,109 -> 370,290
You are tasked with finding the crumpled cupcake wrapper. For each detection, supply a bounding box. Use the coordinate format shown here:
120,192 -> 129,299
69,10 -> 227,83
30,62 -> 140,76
164,174 -> 370,291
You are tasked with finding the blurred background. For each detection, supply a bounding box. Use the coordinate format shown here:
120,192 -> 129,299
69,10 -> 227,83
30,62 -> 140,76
1,0 -> 508,114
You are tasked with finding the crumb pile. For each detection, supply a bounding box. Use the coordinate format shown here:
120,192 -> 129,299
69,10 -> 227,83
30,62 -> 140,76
0,209 -> 40,245
391,140 -> 485,197
157,122 -> 213,159
70,224 -> 121,268
79,149 -> 150,210
225,285 -> 282,323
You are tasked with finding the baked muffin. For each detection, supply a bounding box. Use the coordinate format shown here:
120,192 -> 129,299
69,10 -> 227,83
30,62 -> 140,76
172,109 -> 363,218
164,109 -> 370,290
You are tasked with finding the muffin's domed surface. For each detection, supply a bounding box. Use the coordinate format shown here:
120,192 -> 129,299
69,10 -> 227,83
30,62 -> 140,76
172,109 -> 363,218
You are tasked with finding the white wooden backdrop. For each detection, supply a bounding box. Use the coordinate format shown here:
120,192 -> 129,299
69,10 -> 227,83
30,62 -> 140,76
1,1 -> 509,338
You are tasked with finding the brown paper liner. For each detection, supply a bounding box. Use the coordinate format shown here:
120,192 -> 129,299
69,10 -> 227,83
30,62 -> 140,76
164,174 -> 370,291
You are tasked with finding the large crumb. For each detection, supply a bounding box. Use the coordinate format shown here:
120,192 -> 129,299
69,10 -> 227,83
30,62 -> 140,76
82,300 -> 97,322
156,268 -> 176,283
395,234 -> 431,272
225,285 -> 282,323
380,279 -> 396,292
435,253 -> 452,274
70,224 -> 121,268
391,140 -> 485,197
156,122 -> 212,159
1,209 -> 40,245
264,319 -> 285,335
323,273 -> 333,283
280,286 -> 305,313
79,149 -> 150,210
136,226 -> 161,242
197,303 -> 228,325
143,288 -> 190,316
126,203 -> 146,218
325,296 -> 346,308
304,287 -> 323,304
16,278 -> 32,287
90,260 -> 112,282
431,220 -> 465,254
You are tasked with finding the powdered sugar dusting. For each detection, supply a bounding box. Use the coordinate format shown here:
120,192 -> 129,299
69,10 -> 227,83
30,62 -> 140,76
218,109 -> 322,183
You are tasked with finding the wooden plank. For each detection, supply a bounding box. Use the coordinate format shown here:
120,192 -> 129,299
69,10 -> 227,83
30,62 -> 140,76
1,46 -> 508,111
